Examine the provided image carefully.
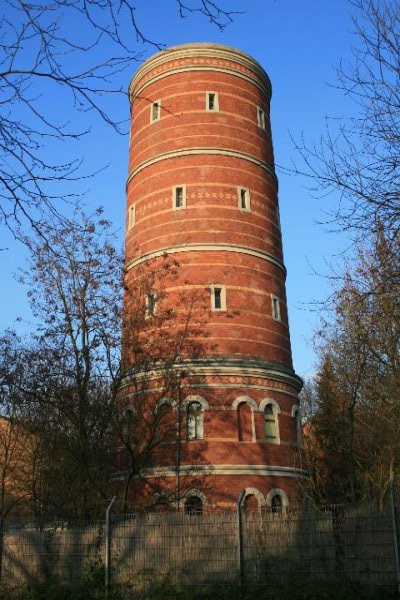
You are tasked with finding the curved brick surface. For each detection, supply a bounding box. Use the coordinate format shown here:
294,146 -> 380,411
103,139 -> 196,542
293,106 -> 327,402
122,43 -> 304,511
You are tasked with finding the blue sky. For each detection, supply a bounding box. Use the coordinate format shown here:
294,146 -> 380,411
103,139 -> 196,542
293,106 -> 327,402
0,0 -> 358,379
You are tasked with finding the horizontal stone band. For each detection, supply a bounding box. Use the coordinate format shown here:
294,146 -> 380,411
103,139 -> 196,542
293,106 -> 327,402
117,465 -> 308,480
127,147 -> 278,187
129,43 -> 271,101
126,243 -> 286,275
120,357 -> 303,392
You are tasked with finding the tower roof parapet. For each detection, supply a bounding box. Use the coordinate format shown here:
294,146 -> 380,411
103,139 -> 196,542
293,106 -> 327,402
129,42 -> 272,103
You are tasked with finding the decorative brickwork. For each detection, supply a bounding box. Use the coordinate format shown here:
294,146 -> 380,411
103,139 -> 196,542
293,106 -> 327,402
121,43 -> 305,512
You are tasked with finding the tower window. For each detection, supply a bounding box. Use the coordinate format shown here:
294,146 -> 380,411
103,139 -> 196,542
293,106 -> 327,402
238,187 -> 251,212
128,204 -> 136,230
206,91 -> 219,112
185,495 -> 203,515
146,291 -> 157,317
150,100 -> 161,123
271,295 -> 281,321
264,403 -> 279,443
173,185 -> 186,210
211,285 -> 226,311
257,106 -> 266,130
271,494 -> 283,514
187,401 -> 204,440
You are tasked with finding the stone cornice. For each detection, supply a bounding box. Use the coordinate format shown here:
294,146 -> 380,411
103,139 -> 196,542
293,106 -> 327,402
114,464 -> 308,480
125,243 -> 286,276
120,357 -> 303,392
129,43 -> 271,103
126,147 -> 278,187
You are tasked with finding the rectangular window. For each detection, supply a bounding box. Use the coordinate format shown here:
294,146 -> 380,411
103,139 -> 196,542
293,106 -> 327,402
146,291 -> 157,317
257,107 -> 266,130
206,91 -> 219,112
128,204 -> 136,230
271,295 -> 281,321
150,100 -> 161,123
237,187 -> 251,212
173,185 -> 186,210
264,406 -> 278,441
211,285 -> 226,311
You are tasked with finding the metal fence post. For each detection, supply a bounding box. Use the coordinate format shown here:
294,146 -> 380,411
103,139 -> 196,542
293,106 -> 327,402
105,496 -> 116,596
389,473 -> 400,597
236,490 -> 246,599
0,516 -> 3,583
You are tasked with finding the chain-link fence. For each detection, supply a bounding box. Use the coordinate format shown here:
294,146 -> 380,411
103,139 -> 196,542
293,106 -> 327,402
1,495 -> 399,595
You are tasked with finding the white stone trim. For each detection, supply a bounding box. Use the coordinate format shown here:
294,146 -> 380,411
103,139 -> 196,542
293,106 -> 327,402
126,147 -> 277,186
237,186 -> 251,212
132,65 -> 270,107
129,43 -> 271,101
184,394 -> 209,410
183,488 -> 208,506
128,204 -> 136,230
139,464 -> 308,479
292,404 -> 302,447
172,184 -> 186,210
266,488 -> 289,508
120,357 -> 303,393
260,398 -> 281,445
257,106 -> 266,130
233,396 -> 257,442
206,91 -> 219,112
210,284 -> 226,311
145,290 -> 157,318
232,396 -> 258,411
150,99 -> 161,123
155,397 -> 175,414
271,294 -> 281,321
291,404 -> 300,417
259,398 -> 281,413
242,487 -> 266,508
126,243 -> 286,275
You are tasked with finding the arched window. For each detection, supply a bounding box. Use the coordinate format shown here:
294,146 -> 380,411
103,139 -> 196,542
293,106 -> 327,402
237,402 -> 253,441
266,488 -> 288,514
264,403 -> 279,443
271,494 -> 283,514
185,495 -> 203,515
187,402 -> 203,440
292,406 -> 302,447
243,494 -> 259,513
153,497 -> 170,512
157,403 -> 175,442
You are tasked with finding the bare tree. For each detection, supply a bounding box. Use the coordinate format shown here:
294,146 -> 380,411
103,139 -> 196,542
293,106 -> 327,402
305,228 -> 400,505
117,257 -> 209,512
0,0 -> 238,235
14,207 -> 123,519
293,0 -> 400,237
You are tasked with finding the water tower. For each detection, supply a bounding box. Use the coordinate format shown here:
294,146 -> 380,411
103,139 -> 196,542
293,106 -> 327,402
121,43 -> 305,512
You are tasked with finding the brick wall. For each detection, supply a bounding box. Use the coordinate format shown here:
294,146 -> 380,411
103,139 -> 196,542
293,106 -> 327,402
121,43 -> 305,512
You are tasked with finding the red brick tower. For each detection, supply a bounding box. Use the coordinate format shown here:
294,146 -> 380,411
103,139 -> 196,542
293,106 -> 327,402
122,43 -> 305,512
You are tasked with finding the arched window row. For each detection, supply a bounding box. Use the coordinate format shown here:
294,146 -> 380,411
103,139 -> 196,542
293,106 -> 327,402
153,489 -> 288,515
242,487 -> 289,514
153,491 -> 208,515
148,396 -> 300,444
233,397 -> 302,445
154,396 -> 208,442
126,394 -> 300,446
